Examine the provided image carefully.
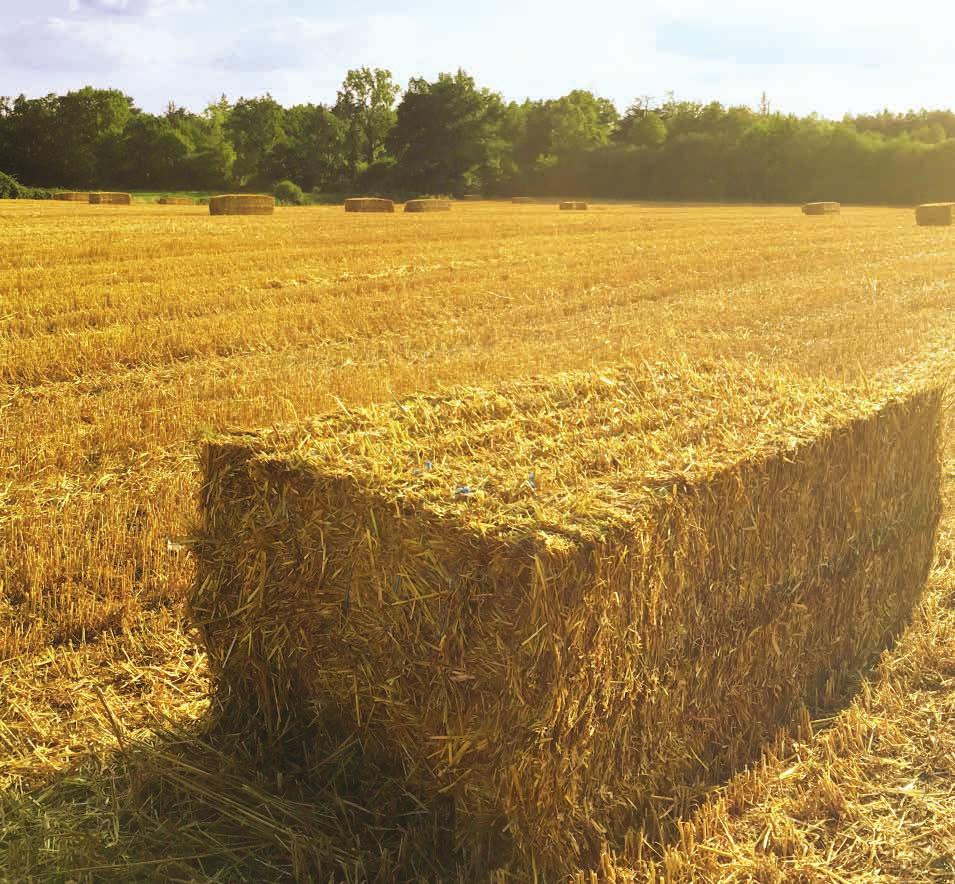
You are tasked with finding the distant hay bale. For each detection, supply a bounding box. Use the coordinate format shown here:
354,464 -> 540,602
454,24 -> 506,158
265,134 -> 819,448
89,192 -> 131,205
559,201 -> 588,210
344,197 -> 395,213
208,194 -> 275,216
404,198 -> 452,213
802,201 -> 841,215
191,358 -> 942,875
53,192 -> 89,202
158,196 -> 194,205
916,202 -> 955,226
512,196 -> 535,204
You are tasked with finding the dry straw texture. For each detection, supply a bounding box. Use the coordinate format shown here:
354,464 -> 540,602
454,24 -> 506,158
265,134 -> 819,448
3,203 -> 955,882
158,196 -> 194,205
88,192 -> 132,205
916,202 -> 955,226
209,194 -> 275,216
52,191 -> 89,201
344,197 -> 395,213
802,201 -> 841,215
405,198 -> 452,212
560,201 -> 589,210
191,358 -> 942,875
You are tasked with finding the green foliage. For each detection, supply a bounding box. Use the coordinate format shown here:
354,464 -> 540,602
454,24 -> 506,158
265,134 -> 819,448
225,95 -> 286,185
274,179 -> 304,205
188,126 -> 235,191
0,172 -> 53,199
387,70 -> 506,196
335,68 -> 400,175
55,87 -> 134,187
0,170 -> 23,198
267,104 -> 346,191
546,90 -> 619,156
3,76 -> 955,203
121,116 -> 191,189
358,157 -> 397,195
616,107 -> 667,148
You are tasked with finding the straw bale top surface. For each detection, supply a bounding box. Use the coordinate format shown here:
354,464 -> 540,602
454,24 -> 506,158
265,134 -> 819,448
210,359 -> 931,544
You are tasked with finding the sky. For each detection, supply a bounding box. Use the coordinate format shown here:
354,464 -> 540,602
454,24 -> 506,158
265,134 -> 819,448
1,0 -> 953,118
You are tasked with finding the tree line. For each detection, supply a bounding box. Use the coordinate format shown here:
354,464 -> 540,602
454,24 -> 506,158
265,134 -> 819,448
3,68 -> 955,204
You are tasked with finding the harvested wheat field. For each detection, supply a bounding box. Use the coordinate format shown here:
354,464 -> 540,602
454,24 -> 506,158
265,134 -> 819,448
0,199 -> 953,882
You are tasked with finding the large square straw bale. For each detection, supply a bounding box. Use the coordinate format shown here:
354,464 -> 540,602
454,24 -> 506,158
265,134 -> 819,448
560,201 -> 589,210
88,191 -> 131,205
208,194 -> 275,215
404,198 -> 452,212
191,359 -> 943,874
802,201 -> 840,215
916,202 -> 955,226
52,191 -> 90,201
344,197 -> 395,212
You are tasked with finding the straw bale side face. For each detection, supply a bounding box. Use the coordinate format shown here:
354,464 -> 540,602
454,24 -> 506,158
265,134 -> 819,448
344,197 -> 395,213
208,195 -> 275,216
53,192 -> 89,202
802,201 -> 840,215
88,192 -> 131,205
191,365 -> 943,875
916,202 -> 955,226
560,201 -> 589,210
404,199 -> 452,212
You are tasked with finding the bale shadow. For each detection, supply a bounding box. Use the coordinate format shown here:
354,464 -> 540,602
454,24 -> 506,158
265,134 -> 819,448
2,618 -> 922,884
0,716 -> 478,882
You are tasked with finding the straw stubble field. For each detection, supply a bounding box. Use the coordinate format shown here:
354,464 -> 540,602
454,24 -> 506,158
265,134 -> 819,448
0,199 -> 953,881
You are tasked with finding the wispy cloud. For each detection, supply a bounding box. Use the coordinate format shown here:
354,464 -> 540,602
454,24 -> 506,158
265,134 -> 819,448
0,0 -> 953,117
1,15 -> 191,72
214,14 -> 413,73
67,0 -> 197,17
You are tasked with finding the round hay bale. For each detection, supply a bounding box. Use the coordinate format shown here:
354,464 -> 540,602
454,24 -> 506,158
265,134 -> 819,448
344,197 -> 395,213
53,192 -> 90,202
512,196 -> 535,204
208,194 -> 275,216
802,201 -> 840,215
559,201 -> 588,211
404,199 -> 452,213
89,192 -> 131,205
915,203 -> 954,226
158,196 -> 194,206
